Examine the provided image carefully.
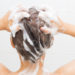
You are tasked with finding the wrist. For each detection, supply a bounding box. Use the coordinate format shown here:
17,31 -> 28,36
1,11 -> 11,32
0,18 -> 6,30
0,18 -> 10,32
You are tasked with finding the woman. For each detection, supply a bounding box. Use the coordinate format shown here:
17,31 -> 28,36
0,6 -> 75,75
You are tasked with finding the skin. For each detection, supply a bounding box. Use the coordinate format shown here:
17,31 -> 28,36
0,11 -> 75,75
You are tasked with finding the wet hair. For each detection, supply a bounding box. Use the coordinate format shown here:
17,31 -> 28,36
11,7 -> 53,63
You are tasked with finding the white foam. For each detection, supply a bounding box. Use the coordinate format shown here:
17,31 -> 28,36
42,25 -> 58,35
20,23 -> 34,46
23,41 -> 39,61
9,6 -> 30,37
9,5 -> 29,21
39,10 -> 51,25
9,5 -> 59,38
34,47 -> 41,55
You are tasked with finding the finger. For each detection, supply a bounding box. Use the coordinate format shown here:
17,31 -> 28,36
50,20 -> 54,23
40,27 -> 51,34
57,16 -> 63,24
40,26 -> 58,35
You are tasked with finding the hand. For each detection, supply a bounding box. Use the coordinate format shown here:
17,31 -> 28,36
0,5 -> 28,32
0,11 -> 11,31
40,17 -> 64,35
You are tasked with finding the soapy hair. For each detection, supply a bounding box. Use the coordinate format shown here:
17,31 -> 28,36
11,7 -> 53,63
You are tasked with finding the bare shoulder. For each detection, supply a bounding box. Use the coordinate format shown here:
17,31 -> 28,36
54,60 -> 75,75
0,63 -> 18,75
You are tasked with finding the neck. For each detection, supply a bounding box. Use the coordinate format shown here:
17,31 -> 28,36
16,54 -> 45,75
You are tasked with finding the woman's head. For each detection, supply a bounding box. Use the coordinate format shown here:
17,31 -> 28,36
11,7 -> 53,63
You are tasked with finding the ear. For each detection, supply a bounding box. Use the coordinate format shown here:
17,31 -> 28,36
10,37 -> 15,48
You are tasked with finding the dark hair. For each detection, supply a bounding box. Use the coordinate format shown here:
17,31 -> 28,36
11,7 -> 53,63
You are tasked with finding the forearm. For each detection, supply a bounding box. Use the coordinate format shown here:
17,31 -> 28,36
0,18 -> 4,30
0,11 -> 11,31
58,22 -> 75,37
54,60 -> 75,75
